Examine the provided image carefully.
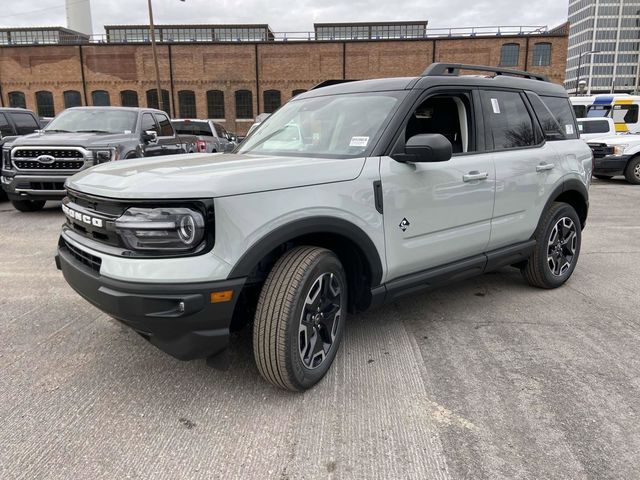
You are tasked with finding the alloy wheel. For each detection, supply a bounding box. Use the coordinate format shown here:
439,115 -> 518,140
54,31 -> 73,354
547,217 -> 577,277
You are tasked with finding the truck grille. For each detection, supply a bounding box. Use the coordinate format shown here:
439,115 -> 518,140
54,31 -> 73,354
588,143 -> 614,159
13,160 -> 85,170
61,238 -> 102,273
13,149 -> 84,159
12,148 -> 86,171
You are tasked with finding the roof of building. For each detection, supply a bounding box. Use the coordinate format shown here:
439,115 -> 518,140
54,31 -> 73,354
314,21 -> 428,27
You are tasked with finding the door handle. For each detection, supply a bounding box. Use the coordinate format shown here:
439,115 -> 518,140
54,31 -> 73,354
463,171 -> 489,182
536,163 -> 555,172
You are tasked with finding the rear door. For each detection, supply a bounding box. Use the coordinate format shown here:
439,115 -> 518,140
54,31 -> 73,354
154,113 -> 182,155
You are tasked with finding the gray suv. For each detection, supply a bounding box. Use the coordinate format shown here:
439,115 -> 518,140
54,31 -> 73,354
55,64 -> 593,391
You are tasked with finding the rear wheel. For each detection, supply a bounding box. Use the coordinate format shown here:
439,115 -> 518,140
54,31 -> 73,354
11,199 -> 46,212
253,246 -> 347,391
624,156 -> 640,185
593,174 -> 613,180
522,202 -> 581,289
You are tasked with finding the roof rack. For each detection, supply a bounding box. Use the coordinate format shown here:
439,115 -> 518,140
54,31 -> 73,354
422,63 -> 550,82
310,79 -> 359,90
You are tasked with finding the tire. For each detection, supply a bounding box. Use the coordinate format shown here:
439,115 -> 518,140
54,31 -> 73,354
593,175 -> 613,180
624,156 -> 640,185
11,199 -> 46,212
522,202 -> 581,289
253,246 -> 347,391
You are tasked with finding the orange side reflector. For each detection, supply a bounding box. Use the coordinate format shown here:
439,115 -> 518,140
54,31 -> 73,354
210,290 -> 234,303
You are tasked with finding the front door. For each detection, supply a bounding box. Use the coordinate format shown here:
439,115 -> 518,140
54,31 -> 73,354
381,89 -> 495,282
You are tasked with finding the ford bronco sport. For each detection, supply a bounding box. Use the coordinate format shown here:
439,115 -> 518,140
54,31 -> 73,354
56,64 -> 592,391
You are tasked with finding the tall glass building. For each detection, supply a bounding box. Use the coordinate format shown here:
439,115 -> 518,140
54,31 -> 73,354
565,0 -> 640,94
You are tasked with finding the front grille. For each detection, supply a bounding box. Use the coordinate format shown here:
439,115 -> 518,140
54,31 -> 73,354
61,238 -> 102,272
14,149 -> 83,159
28,181 -> 66,191
589,144 -> 615,159
14,160 -> 85,170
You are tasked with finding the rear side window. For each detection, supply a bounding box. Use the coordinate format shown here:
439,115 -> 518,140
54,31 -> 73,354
573,105 -> 588,118
0,113 -> 13,137
527,93 -> 565,140
481,90 -> 537,150
141,113 -> 158,133
612,104 -> 639,124
10,112 -> 40,135
578,120 -> 611,134
154,114 -> 174,137
540,96 -> 579,139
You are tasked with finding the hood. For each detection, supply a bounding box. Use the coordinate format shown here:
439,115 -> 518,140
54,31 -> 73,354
9,131 -> 134,147
587,134 -> 639,145
66,153 -> 366,199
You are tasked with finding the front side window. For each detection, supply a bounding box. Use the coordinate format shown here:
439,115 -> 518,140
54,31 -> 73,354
500,43 -> 520,67
178,90 -> 197,118
64,90 -> 82,108
0,113 -> 12,137
481,90 -> 537,150
141,113 -> 158,133
8,91 -> 26,109
35,91 -> 55,117
44,108 -> 137,134
92,90 -> 111,107
532,43 -> 552,66
238,92 -> 406,158
10,112 -> 40,135
154,113 -> 174,136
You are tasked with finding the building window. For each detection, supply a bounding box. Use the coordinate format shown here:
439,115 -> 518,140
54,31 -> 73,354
92,90 -> 111,106
35,91 -> 55,117
146,89 -> 171,116
263,90 -> 281,113
206,90 -> 225,119
120,90 -> 139,107
63,90 -> 82,108
235,90 -> 253,119
532,43 -> 552,67
8,91 -> 26,109
178,90 -> 197,118
292,89 -> 307,97
500,43 -> 520,67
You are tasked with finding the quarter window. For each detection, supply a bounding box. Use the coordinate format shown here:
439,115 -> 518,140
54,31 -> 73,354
235,90 -> 253,119
35,91 -> 55,117
63,90 -> 82,108
178,90 -> 197,118
263,90 -> 281,113
500,43 -> 520,67
206,90 -> 225,119
532,43 -> 552,66
120,90 -> 139,107
8,91 -> 26,109
92,90 -> 111,107
526,93 -> 565,140
481,90 -> 537,149
541,96 -> 579,139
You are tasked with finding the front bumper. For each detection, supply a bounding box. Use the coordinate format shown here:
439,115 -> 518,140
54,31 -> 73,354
56,242 -> 246,360
2,173 -> 68,201
593,154 -> 631,176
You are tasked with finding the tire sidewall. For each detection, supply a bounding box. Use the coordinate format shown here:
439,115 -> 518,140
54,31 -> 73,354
287,253 -> 347,390
537,204 -> 582,287
626,157 -> 640,185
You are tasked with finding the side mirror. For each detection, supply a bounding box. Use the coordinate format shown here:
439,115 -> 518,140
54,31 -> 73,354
392,134 -> 453,163
142,130 -> 158,144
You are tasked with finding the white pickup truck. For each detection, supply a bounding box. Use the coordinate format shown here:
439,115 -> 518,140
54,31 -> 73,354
588,133 -> 640,184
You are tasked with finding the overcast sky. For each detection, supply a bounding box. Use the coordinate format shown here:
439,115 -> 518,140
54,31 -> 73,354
2,0 -> 569,33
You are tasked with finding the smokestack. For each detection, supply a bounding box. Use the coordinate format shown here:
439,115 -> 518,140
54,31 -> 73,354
66,0 -> 93,36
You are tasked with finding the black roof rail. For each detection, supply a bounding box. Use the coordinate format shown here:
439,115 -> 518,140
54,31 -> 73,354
422,63 -> 550,82
311,79 -> 359,90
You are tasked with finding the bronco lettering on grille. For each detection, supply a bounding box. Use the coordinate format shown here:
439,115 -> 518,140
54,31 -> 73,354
62,204 -> 104,228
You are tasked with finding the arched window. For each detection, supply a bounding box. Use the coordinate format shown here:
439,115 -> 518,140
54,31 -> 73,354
292,89 -> 307,97
35,91 -> 55,117
178,90 -> 197,118
8,91 -> 26,109
206,90 -> 225,119
120,90 -> 139,107
532,43 -> 552,66
146,89 -> 171,115
92,90 -> 111,106
235,90 -> 253,119
263,90 -> 281,113
500,43 -> 520,67
63,90 -> 82,108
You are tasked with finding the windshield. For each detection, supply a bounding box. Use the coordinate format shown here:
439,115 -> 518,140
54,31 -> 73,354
172,121 -> 214,136
45,109 -> 138,134
237,92 -> 406,158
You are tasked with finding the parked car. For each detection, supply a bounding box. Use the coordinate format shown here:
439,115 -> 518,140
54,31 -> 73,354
1,107 -> 197,212
56,63 -> 592,391
171,119 -> 236,153
588,135 -> 640,183
0,108 -> 42,200
578,117 -> 617,141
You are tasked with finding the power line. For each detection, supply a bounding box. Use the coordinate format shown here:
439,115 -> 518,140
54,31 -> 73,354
2,0 -> 90,20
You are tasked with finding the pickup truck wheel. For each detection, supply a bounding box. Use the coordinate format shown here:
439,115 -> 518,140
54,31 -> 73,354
593,175 -> 612,180
624,156 -> 640,185
11,199 -> 46,212
522,202 -> 581,289
253,246 -> 347,391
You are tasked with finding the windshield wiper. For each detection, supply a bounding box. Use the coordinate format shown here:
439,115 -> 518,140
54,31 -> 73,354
75,129 -> 111,134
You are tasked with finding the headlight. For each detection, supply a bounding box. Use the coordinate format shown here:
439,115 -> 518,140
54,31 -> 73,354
613,145 -> 629,156
90,148 -> 118,164
2,147 -> 12,171
115,207 -> 206,252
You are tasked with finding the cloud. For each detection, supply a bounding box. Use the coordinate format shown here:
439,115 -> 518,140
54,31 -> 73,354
1,0 -> 568,33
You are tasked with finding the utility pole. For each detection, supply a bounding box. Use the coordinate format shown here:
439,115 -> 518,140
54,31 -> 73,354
576,50 -> 599,95
147,0 -> 164,114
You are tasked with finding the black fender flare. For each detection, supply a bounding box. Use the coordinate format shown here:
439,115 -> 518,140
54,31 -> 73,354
539,177 -> 589,229
228,216 -> 384,286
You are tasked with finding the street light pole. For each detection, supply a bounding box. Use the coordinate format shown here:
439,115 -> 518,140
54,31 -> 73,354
147,0 -> 164,114
575,50 -> 599,95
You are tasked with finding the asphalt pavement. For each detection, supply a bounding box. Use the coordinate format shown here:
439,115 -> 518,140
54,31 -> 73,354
0,178 -> 639,479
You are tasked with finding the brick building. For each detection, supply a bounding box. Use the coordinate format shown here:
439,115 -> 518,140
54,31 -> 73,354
0,22 -> 569,135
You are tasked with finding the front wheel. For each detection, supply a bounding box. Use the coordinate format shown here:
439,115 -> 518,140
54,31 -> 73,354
253,246 -> 347,391
11,199 -> 46,212
522,202 -> 582,289
624,156 -> 640,185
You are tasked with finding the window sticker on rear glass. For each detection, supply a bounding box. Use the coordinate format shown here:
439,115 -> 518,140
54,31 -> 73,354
565,124 -> 574,135
491,98 -> 501,114
350,136 -> 369,147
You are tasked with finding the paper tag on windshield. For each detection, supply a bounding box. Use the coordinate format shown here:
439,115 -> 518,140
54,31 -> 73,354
565,124 -> 574,135
491,98 -> 501,114
124,130 -> 132,134
350,136 -> 369,147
